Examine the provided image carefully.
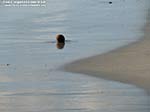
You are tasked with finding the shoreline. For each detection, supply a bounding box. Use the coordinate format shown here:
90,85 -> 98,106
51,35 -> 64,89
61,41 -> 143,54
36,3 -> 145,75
63,21 -> 150,94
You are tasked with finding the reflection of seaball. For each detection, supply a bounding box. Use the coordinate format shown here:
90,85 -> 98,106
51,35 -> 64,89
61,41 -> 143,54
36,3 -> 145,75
56,43 -> 65,49
56,34 -> 65,49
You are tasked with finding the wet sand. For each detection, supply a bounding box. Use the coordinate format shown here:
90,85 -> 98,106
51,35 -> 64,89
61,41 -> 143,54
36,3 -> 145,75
64,22 -> 150,93
0,0 -> 150,111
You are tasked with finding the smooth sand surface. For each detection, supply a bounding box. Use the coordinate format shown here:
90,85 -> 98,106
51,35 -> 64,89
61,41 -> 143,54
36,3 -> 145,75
64,23 -> 150,93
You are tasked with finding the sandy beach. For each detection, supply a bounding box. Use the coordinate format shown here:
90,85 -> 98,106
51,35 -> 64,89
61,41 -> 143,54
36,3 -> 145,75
64,21 -> 150,93
0,0 -> 149,111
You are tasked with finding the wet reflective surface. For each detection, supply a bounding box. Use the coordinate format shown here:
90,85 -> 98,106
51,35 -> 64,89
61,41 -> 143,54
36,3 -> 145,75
0,0 -> 150,112
0,70 -> 149,112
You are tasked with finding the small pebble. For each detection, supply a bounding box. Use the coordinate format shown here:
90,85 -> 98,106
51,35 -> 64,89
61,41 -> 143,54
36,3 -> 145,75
109,1 -> 112,4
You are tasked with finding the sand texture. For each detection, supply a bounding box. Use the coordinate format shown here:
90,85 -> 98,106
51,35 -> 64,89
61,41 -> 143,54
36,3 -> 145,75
64,23 -> 150,93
